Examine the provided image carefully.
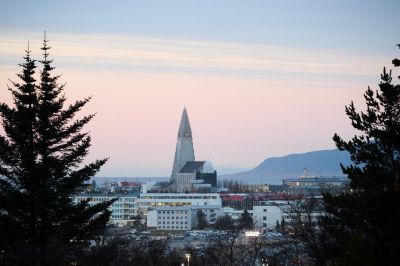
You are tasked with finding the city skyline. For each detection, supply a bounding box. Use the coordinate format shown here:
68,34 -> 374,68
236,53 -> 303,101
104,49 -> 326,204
0,1 -> 399,176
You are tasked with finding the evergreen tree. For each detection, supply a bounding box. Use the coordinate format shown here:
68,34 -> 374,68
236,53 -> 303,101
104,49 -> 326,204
0,37 -> 113,265
0,44 -> 39,262
322,45 -> 400,265
280,218 -> 286,232
214,214 -> 236,231
238,209 -> 253,230
131,214 -> 144,231
196,210 -> 208,230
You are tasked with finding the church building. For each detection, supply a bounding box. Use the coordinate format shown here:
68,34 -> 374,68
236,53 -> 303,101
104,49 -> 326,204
169,108 -> 217,192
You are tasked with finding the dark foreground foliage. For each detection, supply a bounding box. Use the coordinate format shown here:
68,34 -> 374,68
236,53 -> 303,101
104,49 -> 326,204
306,45 -> 400,265
0,37 -> 113,265
79,237 -> 182,266
321,45 -> 400,265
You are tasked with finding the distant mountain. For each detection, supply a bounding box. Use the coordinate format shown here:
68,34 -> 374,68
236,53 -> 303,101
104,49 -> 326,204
220,149 -> 351,184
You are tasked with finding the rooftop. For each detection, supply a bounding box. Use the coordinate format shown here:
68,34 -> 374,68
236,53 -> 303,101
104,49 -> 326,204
155,205 -> 221,211
155,206 -> 191,211
74,192 -> 140,197
119,181 -> 141,187
179,161 -> 205,173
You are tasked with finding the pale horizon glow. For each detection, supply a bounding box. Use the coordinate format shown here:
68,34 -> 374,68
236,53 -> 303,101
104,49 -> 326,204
0,1 -> 399,176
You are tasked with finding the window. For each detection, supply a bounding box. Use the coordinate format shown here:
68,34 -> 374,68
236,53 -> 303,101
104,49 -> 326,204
263,217 -> 266,220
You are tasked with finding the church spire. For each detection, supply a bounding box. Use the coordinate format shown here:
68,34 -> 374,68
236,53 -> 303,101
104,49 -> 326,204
178,107 -> 192,138
170,107 -> 195,187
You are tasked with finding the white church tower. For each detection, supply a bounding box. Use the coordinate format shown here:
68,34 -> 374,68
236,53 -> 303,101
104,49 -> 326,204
170,108 -> 195,185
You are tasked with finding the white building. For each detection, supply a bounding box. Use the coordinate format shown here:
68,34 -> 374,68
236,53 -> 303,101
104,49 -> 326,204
147,205 -> 221,231
149,206 -> 192,231
137,193 -> 221,216
73,193 -> 139,227
280,198 -> 324,227
73,192 -> 221,228
141,181 -> 158,193
190,205 -> 221,226
222,202 -> 284,230
252,201 -> 283,230
222,207 -> 246,221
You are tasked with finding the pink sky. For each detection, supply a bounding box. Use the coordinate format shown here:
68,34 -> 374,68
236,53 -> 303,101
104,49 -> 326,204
0,32 -> 394,176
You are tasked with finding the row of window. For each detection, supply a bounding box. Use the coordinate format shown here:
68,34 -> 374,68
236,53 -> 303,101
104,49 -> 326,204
111,215 -> 137,219
160,216 -> 188,220
159,221 -> 188,225
142,196 -> 218,199
77,197 -> 136,203
148,202 -> 191,207
112,203 -> 136,208
158,210 -> 189,214
158,225 -> 188,230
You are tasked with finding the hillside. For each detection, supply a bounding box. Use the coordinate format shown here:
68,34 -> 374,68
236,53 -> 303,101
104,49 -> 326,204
220,149 -> 351,183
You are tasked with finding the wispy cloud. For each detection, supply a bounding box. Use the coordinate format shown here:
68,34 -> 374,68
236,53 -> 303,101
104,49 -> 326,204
0,31 -> 389,83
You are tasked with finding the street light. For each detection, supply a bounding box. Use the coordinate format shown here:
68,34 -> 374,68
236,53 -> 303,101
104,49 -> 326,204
261,257 -> 268,266
185,253 -> 191,266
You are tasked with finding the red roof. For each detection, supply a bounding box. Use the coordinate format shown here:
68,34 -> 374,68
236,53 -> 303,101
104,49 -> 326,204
120,181 -> 141,187
222,195 -> 244,201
